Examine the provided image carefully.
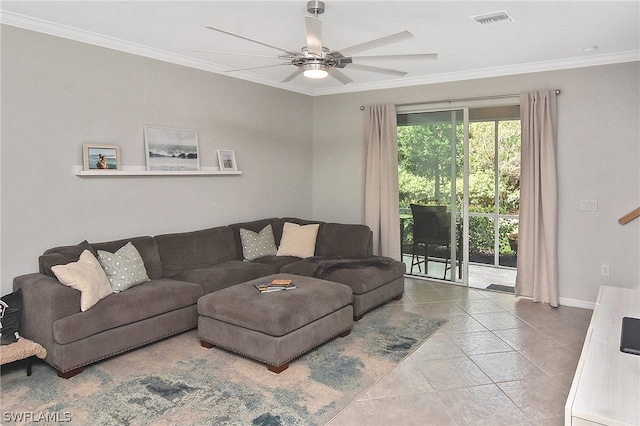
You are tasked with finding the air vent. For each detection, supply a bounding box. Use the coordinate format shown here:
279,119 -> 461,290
473,11 -> 515,26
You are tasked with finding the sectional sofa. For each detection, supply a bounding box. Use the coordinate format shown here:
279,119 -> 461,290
13,217 -> 405,378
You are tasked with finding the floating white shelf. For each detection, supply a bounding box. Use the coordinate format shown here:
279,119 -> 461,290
74,165 -> 241,177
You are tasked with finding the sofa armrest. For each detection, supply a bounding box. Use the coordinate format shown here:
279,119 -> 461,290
13,273 -> 81,355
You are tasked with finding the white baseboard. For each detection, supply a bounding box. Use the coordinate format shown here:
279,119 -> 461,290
559,297 -> 596,310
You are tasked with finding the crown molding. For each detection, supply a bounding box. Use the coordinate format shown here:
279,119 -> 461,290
0,11 -> 316,96
3,11 -> 638,97
312,51 -> 640,96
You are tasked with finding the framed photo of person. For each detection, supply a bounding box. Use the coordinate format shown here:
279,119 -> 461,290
83,144 -> 121,171
217,150 -> 238,171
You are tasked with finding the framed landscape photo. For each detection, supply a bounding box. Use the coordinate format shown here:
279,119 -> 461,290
144,125 -> 200,171
83,144 -> 121,171
217,150 -> 238,171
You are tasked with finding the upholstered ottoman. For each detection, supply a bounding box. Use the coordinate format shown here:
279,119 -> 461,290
197,273 -> 353,373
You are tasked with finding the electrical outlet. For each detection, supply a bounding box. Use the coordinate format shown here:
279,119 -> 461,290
601,264 -> 610,276
580,200 -> 598,211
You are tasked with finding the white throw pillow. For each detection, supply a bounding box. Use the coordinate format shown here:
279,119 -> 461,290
276,222 -> 319,258
97,242 -> 150,293
51,250 -> 112,311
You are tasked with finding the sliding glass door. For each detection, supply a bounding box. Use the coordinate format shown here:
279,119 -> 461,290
398,105 -> 520,291
397,108 -> 469,284
467,118 -> 520,290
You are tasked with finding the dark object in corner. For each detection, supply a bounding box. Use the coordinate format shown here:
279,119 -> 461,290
1,289 -> 23,345
620,317 -> 640,356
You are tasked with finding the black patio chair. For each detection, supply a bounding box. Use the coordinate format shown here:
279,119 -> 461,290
409,204 -> 451,279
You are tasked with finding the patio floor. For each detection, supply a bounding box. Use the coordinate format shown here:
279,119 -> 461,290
401,254 -> 516,292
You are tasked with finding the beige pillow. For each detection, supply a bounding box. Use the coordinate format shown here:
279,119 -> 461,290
51,249 -> 112,311
276,222 -> 319,258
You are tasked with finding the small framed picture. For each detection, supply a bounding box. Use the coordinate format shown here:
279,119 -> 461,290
217,150 -> 238,171
144,125 -> 200,171
83,144 -> 121,171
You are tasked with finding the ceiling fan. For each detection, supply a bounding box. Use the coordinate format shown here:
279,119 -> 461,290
201,0 -> 437,84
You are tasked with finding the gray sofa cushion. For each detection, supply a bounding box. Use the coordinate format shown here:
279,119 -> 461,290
170,260 -> 277,294
318,259 -> 406,294
279,259 -> 317,277
251,255 -> 302,270
155,226 -> 236,277
39,240 -> 97,278
280,217 -> 325,227
280,219 -> 371,257
52,278 -> 203,345
315,223 -> 373,257
52,305 -> 198,374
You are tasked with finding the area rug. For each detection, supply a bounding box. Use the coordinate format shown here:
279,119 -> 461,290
1,305 -> 446,426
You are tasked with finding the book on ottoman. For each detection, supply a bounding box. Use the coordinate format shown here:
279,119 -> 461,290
254,279 -> 297,293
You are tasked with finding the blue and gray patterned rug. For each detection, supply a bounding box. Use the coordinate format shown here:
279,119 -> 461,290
1,304 -> 445,425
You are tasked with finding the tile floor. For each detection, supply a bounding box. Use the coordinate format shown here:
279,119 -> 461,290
327,277 -> 593,426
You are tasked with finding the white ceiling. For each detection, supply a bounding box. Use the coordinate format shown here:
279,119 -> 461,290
2,1 -> 639,96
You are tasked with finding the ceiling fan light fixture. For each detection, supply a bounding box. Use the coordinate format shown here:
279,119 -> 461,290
205,1 -> 437,85
303,63 -> 329,78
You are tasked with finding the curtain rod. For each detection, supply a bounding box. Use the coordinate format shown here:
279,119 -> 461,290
359,90 -> 561,110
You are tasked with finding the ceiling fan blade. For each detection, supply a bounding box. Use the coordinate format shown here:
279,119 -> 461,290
352,53 -> 438,62
328,68 -> 353,85
206,26 -> 296,56
186,50 -> 277,59
305,16 -> 323,56
345,63 -> 407,77
224,63 -> 290,73
281,68 -> 304,83
336,30 -> 414,56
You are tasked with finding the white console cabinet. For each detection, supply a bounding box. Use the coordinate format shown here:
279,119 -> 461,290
565,286 -> 640,425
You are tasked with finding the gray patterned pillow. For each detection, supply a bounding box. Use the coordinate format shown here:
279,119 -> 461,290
240,224 -> 277,261
97,242 -> 150,293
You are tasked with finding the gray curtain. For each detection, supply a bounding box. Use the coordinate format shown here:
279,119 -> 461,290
515,91 -> 559,307
363,104 -> 401,260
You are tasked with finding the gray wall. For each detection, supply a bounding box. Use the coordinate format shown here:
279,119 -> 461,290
1,26 -> 313,294
311,62 -> 640,306
2,24 -> 638,306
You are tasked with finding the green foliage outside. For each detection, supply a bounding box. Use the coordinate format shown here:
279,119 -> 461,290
398,119 -> 521,256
